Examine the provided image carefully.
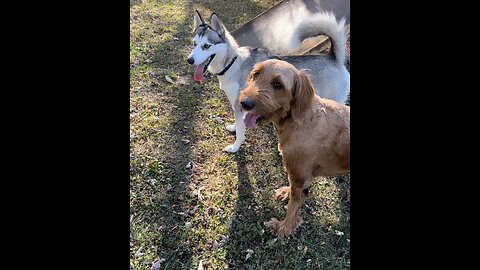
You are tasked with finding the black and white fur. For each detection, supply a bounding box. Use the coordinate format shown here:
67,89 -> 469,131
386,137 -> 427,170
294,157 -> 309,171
187,11 -> 349,153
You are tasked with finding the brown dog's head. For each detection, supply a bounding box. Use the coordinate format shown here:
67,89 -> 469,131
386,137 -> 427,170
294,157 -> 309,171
239,59 -> 315,128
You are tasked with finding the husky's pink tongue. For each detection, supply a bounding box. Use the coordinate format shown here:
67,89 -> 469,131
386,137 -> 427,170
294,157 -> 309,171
194,59 -> 208,81
243,113 -> 259,129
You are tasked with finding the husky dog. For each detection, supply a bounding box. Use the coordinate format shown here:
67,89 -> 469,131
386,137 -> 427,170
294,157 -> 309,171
187,10 -> 349,153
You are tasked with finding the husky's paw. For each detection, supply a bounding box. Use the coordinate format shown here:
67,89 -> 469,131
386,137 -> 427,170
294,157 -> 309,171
226,124 -> 236,132
224,144 -> 239,153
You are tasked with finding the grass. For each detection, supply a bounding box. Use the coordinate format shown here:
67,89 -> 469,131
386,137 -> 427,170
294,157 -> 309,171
130,0 -> 350,269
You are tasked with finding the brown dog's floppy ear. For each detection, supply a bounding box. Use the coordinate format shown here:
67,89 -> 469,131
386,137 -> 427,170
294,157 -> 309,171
291,70 -> 315,123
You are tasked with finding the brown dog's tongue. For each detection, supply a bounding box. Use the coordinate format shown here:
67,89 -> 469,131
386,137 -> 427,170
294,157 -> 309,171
243,113 -> 259,129
194,59 -> 208,81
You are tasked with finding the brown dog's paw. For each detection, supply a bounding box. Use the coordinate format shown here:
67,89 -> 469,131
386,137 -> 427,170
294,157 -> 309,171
274,186 -> 290,201
265,218 -> 296,238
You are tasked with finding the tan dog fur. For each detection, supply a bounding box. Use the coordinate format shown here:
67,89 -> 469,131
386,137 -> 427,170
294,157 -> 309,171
239,59 -> 350,238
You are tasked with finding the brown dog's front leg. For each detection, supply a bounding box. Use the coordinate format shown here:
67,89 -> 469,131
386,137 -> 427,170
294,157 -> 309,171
266,182 -> 307,238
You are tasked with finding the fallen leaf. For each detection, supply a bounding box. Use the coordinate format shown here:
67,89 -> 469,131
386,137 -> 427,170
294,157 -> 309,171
172,211 -> 188,217
187,206 -> 196,215
212,240 -> 219,250
191,186 -> 205,200
165,75 -> 174,84
266,238 -> 278,247
214,117 -> 223,124
219,234 -> 229,245
245,249 -> 254,261
151,258 -> 165,269
135,246 -> 144,258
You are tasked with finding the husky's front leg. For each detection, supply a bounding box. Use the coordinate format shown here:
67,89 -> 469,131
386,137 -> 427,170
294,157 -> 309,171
226,123 -> 236,132
225,109 -> 240,132
224,108 -> 246,153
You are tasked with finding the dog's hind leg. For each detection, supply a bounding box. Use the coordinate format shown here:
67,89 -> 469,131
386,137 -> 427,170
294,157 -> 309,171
274,186 -> 290,201
224,108 -> 245,153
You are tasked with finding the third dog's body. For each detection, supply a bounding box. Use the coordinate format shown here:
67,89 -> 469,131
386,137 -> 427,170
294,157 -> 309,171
187,11 -> 349,153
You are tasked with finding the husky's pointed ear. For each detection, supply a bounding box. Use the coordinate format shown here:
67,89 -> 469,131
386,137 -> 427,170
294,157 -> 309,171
291,70 -> 315,123
209,13 -> 225,37
194,10 -> 205,30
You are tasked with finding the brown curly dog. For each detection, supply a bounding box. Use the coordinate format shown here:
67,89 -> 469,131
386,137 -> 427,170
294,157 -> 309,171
239,59 -> 350,238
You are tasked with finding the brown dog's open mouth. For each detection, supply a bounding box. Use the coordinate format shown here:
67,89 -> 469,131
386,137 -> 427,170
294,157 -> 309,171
243,113 -> 264,128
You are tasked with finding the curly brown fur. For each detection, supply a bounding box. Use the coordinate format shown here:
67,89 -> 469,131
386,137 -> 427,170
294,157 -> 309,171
239,59 -> 350,238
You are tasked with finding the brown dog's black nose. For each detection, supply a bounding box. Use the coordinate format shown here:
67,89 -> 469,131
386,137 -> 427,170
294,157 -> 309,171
241,98 -> 254,110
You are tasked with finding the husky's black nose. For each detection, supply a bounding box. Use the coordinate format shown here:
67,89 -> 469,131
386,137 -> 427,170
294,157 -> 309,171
240,98 -> 254,111
187,57 -> 194,65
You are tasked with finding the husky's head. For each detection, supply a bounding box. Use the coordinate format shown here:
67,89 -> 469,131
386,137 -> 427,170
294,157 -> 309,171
187,10 -> 228,81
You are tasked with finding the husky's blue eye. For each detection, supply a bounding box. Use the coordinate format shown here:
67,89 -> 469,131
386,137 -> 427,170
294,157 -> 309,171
203,44 -> 211,49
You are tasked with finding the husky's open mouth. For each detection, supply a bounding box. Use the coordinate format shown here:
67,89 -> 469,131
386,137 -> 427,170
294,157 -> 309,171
194,54 -> 216,81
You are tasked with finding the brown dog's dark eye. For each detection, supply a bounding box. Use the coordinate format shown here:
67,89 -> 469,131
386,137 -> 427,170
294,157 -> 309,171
272,82 -> 282,89
250,71 -> 259,81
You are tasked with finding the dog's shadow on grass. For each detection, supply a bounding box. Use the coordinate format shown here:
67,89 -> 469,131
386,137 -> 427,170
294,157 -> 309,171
223,149 -> 259,267
233,148 -> 260,226
223,124 -> 286,267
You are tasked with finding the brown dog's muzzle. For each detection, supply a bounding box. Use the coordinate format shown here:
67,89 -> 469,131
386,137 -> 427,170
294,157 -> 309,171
240,98 -> 254,111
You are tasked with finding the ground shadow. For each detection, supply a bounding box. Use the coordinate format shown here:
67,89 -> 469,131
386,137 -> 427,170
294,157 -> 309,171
223,148 -> 257,268
130,0 -> 203,268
